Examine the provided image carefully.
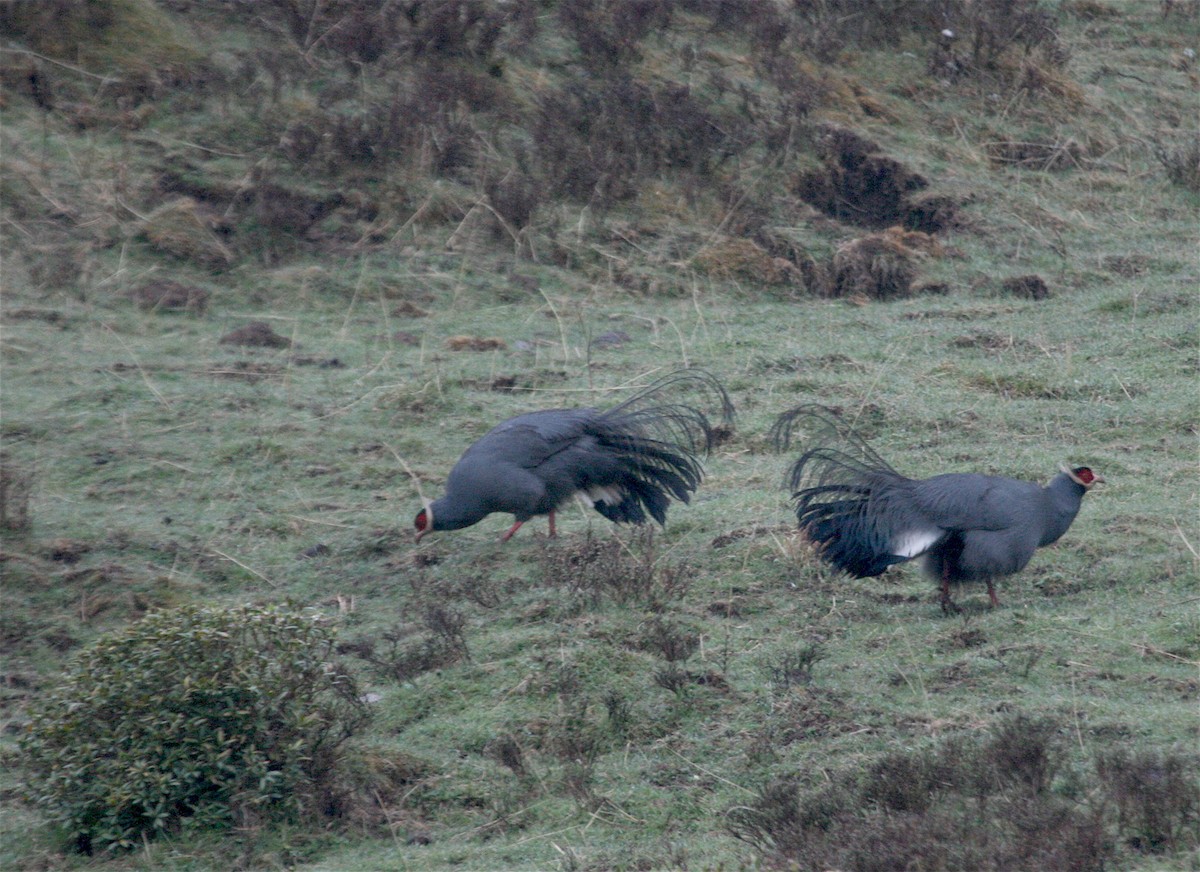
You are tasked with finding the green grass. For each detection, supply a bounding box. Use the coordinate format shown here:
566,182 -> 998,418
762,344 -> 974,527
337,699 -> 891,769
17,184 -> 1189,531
3,248 -> 1196,870
2,1 -> 1198,870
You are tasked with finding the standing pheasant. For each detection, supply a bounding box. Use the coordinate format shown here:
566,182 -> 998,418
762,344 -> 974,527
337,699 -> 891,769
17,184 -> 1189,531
771,405 -> 1103,611
414,370 -> 733,542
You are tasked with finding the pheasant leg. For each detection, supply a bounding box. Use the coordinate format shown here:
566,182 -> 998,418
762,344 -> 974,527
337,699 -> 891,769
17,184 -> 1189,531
940,566 -> 960,614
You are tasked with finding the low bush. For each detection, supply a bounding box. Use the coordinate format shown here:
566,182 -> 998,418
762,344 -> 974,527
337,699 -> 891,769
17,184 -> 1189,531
727,713 -> 1200,871
21,604 -> 369,853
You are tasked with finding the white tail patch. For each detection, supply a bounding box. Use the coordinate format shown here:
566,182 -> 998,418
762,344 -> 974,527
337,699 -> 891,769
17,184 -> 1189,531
891,529 -> 941,559
577,485 -> 624,508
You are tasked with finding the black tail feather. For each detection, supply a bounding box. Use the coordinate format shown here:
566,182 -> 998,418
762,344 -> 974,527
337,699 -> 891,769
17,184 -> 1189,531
586,370 -> 733,527
602,368 -> 735,455
772,405 -> 912,577
591,433 -> 701,525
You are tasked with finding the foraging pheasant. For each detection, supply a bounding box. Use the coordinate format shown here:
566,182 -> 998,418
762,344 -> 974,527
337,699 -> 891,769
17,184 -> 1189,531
414,370 -> 733,542
771,405 -> 1103,611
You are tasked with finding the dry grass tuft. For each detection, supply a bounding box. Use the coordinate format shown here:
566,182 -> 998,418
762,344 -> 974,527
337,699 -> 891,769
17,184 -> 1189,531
129,279 -> 210,313
140,198 -> 235,269
0,454 -> 33,533
444,335 -> 507,352
219,321 -> 290,348
692,238 -> 803,287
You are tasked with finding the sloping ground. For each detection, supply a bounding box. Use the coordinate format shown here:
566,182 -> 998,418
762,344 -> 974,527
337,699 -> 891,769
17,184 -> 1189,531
1,1 -> 1198,870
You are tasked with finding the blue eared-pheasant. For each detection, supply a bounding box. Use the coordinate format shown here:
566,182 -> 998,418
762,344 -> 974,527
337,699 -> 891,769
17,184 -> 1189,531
771,405 -> 1103,610
414,370 -> 734,542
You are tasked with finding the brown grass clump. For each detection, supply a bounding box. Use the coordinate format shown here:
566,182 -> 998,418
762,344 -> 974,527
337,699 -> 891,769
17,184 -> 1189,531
444,335 -> 507,352
1007,57 -> 1087,106
828,231 -> 924,300
692,237 -> 803,287
140,198 -> 235,270
0,454 -> 33,533
1155,136 -> 1200,193
129,280 -> 210,313
987,137 -> 1084,170
0,0 -> 202,80
1000,274 -> 1051,300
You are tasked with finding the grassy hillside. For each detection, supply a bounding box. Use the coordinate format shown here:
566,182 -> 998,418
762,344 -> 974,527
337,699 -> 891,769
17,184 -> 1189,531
1,1 -> 1198,870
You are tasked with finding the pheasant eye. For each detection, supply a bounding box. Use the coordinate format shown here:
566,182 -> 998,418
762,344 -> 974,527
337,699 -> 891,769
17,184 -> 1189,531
1073,467 -> 1095,484
414,510 -> 428,531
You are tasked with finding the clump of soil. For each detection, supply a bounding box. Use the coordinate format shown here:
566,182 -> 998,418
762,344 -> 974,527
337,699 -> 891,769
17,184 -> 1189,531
827,227 -> 942,300
1102,254 -> 1151,277
391,301 -> 428,318
220,321 -> 290,348
708,423 -> 737,447
999,274 -> 1050,300
445,335 -> 507,351
130,280 -> 210,313
794,124 -> 959,232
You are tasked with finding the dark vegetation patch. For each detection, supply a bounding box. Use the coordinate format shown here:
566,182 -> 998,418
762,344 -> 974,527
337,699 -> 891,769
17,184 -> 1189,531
290,356 -> 344,369
751,354 -> 866,375
794,124 -> 959,232
0,454 -> 33,533
902,305 -> 1020,321
950,330 -> 1035,352
444,335 -> 507,352
538,530 -> 693,611
1101,253 -> 1152,277
204,360 -> 285,381
4,0 -> 1072,296
2,307 -> 66,325
710,524 -> 793,549
999,274 -> 1052,300
986,136 -> 1085,170
962,371 -> 1130,401
729,714 -> 1200,871
826,229 -> 941,300
129,279 -> 210,313
349,608 -> 472,684
219,321 -> 291,348
1155,135 -> 1200,193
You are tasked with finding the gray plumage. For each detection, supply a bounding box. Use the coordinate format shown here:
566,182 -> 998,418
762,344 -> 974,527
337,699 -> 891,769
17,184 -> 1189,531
771,405 -> 1103,610
415,370 -> 734,541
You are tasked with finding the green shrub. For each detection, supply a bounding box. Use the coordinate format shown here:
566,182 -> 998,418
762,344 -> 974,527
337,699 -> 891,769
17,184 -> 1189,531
21,604 -> 370,853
